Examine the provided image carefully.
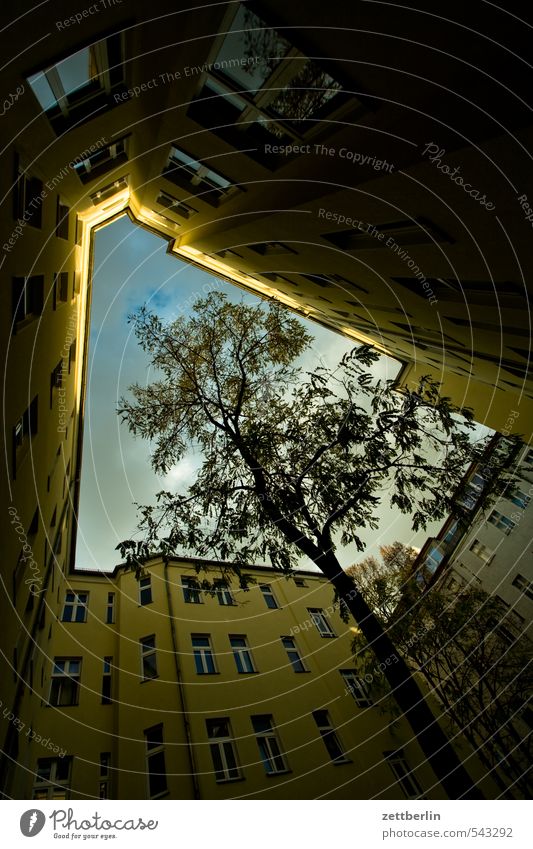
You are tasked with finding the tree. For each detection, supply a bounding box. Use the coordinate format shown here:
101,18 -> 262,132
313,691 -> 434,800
345,542 -> 419,622
118,291 -> 516,799
349,546 -> 533,797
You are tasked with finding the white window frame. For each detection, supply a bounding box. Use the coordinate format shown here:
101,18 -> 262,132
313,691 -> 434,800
487,510 -> 516,535
182,576 -> 202,604
312,710 -> 350,763
308,607 -> 335,637
259,584 -> 278,609
230,636 -> 255,673
32,757 -> 71,799
340,670 -> 372,707
49,658 -> 81,706
167,145 -> 233,193
384,750 -> 423,799
251,715 -> 289,775
144,724 -> 167,799
281,636 -> 306,672
215,581 -> 234,606
105,592 -> 115,624
192,635 -> 217,674
140,635 -> 158,680
513,573 -> 533,601
469,539 -> 494,564
61,591 -> 88,623
139,575 -> 152,605
206,719 -> 241,782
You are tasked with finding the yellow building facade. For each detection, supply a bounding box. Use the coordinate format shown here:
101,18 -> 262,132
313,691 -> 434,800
3,557 -> 496,800
1,0 -> 531,801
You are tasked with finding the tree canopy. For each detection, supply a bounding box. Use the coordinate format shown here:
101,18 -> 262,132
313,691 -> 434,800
117,291 -> 517,799
349,544 -> 533,797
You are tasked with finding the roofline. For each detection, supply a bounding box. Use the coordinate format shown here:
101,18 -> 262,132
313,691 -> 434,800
71,553 -> 324,580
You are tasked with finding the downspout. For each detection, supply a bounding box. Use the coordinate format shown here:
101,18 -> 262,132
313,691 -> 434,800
164,561 -> 200,799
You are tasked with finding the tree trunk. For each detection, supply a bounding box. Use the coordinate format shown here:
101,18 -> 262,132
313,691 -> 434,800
318,552 -> 484,799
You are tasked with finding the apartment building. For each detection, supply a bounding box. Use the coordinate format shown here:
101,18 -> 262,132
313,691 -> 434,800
3,558 -> 492,800
0,0 -> 531,799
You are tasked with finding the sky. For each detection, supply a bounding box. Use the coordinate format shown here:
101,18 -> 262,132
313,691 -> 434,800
75,215 -> 451,572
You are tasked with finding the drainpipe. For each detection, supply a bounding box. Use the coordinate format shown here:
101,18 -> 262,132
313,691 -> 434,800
164,561 -> 200,799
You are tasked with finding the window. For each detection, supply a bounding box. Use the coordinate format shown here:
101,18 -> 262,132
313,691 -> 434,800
68,339 -> 77,372
281,636 -> 306,673
249,241 -> 296,256
512,574 -> 533,601
101,657 -> 112,705
12,275 -> 44,325
27,35 -> 125,132
260,584 -> 278,609
49,658 -> 81,706
192,4 -> 351,154
144,724 -> 167,798
13,396 -> 38,477
487,510 -> 516,535
105,592 -> 115,624
50,360 -> 65,408
206,719 -> 241,782
192,635 -> 216,674
164,145 -> 236,204
312,710 -> 350,763
156,190 -> 197,219
73,139 -> 127,183
182,576 -> 202,604
340,670 -> 373,707
324,217 -> 452,251
13,157 -> 43,227
308,608 -> 335,637
99,752 -> 110,799
469,539 -> 494,563
90,175 -> 128,204
140,635 -> 158,680
56,198 -> 70,240
139,575 -> 152,605
251,715 -> 288,775
215,581 -> 234,606
524,448 -> 533,466
510,488 -> 530,509
75,216 -> 83,246
230,636 -> 255,673
61,591 -> 88,622
294,577 -> 307,587
32,757 -> 71,799
53,271 -> 69,307
393,276 -> 524,305
384,750 -> 423,799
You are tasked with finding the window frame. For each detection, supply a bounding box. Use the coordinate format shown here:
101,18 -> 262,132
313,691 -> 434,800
229,635 -> 256,674
12,275 -> 44,327
61,591 -> 89,623
182,576 -> 202,604
206,718 -> 242,782
259,584 -> 278,609
140,635 -> 158,681
281,636 -> 307,673
308,607 -> 336,637
101,656 -> 112,704
215,580 -> 234,606
487,509 -> 516,535
49,658 -> 81,707
251,715 -> 289,775
32,757 -> 71,799
312,710 -> 351,764
139,575 -> 153,606
192,634 -> 217,674
144,724 -> 168,799
105,592 -> 115,624
340,669 -> 373,707
384,750 -> 423,799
